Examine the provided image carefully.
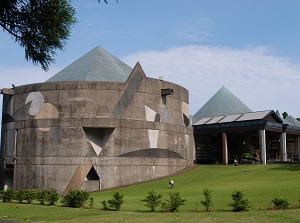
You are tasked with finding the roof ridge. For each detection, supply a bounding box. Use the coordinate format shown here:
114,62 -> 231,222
84,46 -> 99,81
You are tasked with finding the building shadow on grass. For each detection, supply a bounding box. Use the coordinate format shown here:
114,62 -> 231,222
268,164 -> 300,171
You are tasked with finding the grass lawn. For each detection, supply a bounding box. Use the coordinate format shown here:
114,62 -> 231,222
1,164 -> 300,223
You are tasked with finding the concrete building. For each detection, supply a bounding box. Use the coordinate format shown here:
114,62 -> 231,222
0,46 -> 194,194
193,86 -> 300,165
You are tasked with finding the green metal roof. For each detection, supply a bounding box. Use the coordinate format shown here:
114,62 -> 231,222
193,86 -> 252,123
46,46 -> 132,82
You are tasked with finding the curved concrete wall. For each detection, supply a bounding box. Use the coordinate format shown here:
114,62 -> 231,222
1,65 -> 194,194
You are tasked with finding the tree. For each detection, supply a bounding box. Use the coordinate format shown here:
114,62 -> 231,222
107,192 -> 124,211
0,0 -> 76,71
200,189 -> 213,212
0,1 -> 120,71
162,192 -> 186,212
282,112 -> 288,119
227,189 -> 251,212
99,0 -> 118,3
142,190 -> 163,212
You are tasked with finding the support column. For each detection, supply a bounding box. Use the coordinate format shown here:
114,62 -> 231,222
281,132 -> 287,161
258,129 -> 266,164
297,136 -> 300,162
222,133 -> 228,165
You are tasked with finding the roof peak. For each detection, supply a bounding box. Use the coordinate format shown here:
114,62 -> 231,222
46,46 -> 132,83
193,86 -> 252,123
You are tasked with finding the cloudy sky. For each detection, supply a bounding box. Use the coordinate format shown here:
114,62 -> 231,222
1,0 -> 300,120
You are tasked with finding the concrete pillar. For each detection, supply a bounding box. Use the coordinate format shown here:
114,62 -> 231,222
258,130 -> 267,164
281,132 -> 287,161
222,133 -> 228,165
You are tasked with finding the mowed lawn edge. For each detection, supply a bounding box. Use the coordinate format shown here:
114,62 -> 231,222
1,164 -> 300,223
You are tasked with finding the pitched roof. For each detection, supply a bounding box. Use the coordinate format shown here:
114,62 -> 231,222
194,110 -> 282,126
46,46 -> 132,82
193,86 -> 252,123
285,115 -> 300,127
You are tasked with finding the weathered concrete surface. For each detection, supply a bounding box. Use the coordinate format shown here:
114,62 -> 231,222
0,64 -> 194,195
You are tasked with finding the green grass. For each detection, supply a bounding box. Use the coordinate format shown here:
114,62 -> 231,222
1,164 -> 300,223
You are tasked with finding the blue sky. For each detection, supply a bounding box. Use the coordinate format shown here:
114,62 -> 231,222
1,0 -> 300,119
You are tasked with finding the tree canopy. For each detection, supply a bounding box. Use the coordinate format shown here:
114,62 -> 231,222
0,0 -> 76,71
282,112 -> 288,119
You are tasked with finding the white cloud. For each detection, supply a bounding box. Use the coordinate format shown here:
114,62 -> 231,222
0,66 -> 57,88
172,18 -> 215,42
1,44 -> 300,131
122,45 -> 300,118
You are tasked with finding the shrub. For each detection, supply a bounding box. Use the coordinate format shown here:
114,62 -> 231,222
37,190 -> 48,205
101,200 -> 109,210
37,190 -> 47,205
2,189 -> 15,202
61,189 -> 90,208
163,192 -> 186,212
88,198 -> 94,209
271,197 -> 289,209
160,201 -> 169,212
142,190 -> 162,212
23,190 -> 36,204
200,189 -> 213,212
46,189 -> 59,205
107,192 -> 124,211
14,190 -> 25,203
228,189 -> 251,212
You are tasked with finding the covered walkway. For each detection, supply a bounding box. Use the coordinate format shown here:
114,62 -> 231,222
193,110 -> 300,164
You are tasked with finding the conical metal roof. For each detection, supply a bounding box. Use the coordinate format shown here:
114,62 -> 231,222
46,46 -> 132,82
193,86 -> 252,123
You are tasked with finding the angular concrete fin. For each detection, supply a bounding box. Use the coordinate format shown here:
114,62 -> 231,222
63,165 -> 91,195
126,62 -> 146,83
83,127 -> 114,156
110,62 -> 146,119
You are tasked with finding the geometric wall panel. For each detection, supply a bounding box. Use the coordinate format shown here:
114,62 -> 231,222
148,129 -> 159,148
157,108 -> 173,124
182,102 -> 189,117
83,127 -> 114,156
25,92 -> 44,116
35,103 -> 59,119
182,102 -> 190,127
144,105 -> 157,122
39,127 -> 51,132
183,114 -> 189,127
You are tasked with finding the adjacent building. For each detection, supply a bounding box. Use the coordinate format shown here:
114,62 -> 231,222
193,86 -> 300,164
